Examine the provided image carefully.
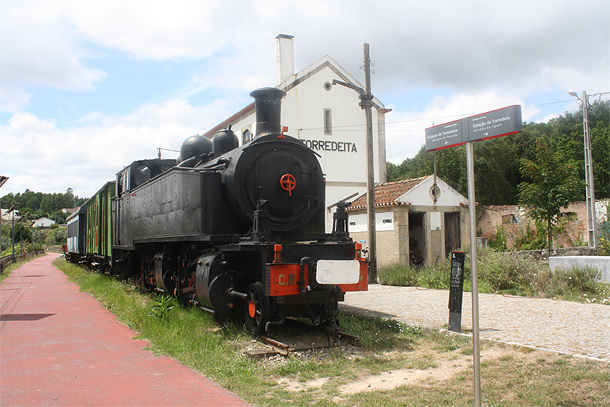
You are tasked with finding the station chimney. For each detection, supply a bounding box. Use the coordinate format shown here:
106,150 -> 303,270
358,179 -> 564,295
276,34 -> 295,85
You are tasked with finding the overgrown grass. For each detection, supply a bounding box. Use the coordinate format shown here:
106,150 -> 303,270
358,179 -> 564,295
52,258 -> 610,406
379,247 -> 610,304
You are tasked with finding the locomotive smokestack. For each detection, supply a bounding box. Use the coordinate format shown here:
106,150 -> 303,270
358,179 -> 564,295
250,87 -> 286,138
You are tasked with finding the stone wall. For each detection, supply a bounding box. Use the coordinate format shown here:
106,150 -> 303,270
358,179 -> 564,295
478,201 -> 598,249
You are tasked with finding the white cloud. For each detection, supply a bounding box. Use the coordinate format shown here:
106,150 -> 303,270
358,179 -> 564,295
2,0 -> 608,114
64,1 -> 243,59
0,1 -> 106,111
0,98 -> 237,197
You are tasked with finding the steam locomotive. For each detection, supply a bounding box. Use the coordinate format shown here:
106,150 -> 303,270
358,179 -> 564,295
66,87 -> 368,334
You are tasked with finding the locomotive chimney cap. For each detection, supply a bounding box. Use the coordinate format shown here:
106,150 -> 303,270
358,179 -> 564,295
249,87 -> 286,99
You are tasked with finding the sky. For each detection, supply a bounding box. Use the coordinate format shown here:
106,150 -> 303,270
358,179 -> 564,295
1,0 -> 609,199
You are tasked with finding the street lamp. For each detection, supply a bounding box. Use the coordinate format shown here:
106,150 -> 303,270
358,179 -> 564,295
6,203 -> 18,259
568,90 -> 597,248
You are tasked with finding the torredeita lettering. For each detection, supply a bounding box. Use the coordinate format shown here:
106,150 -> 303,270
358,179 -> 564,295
302,139 -> 358,153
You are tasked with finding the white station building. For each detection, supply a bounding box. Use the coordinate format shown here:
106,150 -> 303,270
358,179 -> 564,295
204,35 -> 390,230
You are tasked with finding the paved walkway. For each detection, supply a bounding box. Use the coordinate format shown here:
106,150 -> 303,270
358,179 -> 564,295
341,285 -> 610,362
0,253 -> 250,407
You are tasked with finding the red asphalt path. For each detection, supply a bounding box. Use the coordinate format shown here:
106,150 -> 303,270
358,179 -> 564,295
0,253 -> 251,407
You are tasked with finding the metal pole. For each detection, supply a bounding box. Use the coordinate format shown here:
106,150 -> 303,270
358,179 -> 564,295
582,91 -> 597,248
12,209 -> 15,258
466,141 -> 481,406
362,43 -> 377,282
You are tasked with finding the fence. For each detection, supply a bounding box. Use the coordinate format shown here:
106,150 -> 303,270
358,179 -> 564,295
0,251 -> 46,273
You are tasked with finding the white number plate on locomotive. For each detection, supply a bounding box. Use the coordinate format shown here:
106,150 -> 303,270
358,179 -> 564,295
316,260 -> 360,285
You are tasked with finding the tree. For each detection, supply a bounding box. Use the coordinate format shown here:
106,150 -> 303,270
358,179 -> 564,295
518,137 -> 582,252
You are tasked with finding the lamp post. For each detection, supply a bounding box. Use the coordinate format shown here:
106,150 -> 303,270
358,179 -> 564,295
6,203 -> 18,259
0,177 -> 8,259
568,90 -> 597,248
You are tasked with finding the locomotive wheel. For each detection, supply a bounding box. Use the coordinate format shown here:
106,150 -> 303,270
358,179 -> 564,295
244,282 -> 270,335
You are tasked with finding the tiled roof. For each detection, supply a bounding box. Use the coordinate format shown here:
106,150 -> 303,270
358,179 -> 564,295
348,176 -> 430,210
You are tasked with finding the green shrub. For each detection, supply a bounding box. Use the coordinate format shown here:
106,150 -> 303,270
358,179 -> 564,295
545,266 -> 599,298
600,237 -> 610,256
149,295 -> 176,320
417,260 -> 450,289
488,225 -> 508,252
378,259 -> 451,289
477,251 -> 547,294
377,247 -> 607,303
378,262 -> 419,286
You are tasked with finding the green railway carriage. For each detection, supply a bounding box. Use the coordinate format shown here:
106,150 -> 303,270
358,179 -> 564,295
85,181 -> 115,263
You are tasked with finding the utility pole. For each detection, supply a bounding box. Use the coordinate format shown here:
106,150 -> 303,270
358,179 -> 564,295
569,90 -> 597,248
332,43 -> 377,282
362,43 -> 377,282
582,91 -> 597,248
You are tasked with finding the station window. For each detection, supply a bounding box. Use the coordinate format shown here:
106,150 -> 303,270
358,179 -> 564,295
242,128 -> 253,144
324,108 -> 332,135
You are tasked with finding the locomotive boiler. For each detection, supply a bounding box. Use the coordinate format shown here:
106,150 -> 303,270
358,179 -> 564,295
67,87 -> 368,335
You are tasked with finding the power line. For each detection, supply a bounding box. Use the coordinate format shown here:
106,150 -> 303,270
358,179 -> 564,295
294,94 -> 609,132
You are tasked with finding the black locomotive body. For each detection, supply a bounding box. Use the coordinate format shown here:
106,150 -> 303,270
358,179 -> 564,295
67,87 -> 368,334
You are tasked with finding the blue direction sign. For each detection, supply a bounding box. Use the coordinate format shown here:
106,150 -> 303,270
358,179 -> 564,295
426,105 -> 522,151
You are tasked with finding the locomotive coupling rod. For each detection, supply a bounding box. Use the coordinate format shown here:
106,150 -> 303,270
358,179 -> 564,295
227,289 -> 249,301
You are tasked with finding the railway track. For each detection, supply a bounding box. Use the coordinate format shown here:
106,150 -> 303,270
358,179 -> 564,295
244,319 -> 362,358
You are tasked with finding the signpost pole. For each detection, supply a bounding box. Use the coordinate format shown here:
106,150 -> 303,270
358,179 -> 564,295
425,104 -> 522,407
466,141 -> 481,406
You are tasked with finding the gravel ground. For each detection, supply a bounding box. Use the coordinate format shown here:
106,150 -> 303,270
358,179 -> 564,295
341,284 -> 610,362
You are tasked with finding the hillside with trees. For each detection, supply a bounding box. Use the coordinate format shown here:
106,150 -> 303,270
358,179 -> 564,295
387,100 -> 609,205
1,188 -> 88,225
1,189 -> 88,256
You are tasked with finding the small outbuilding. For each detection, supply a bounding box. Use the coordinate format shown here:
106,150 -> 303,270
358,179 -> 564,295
347,175 -> 470,268
31,217 -> 56,228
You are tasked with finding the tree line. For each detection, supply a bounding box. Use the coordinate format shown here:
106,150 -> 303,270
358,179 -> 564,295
1,188 -> 88,225
387,99 -> 609,205
0,188 -> 87,255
